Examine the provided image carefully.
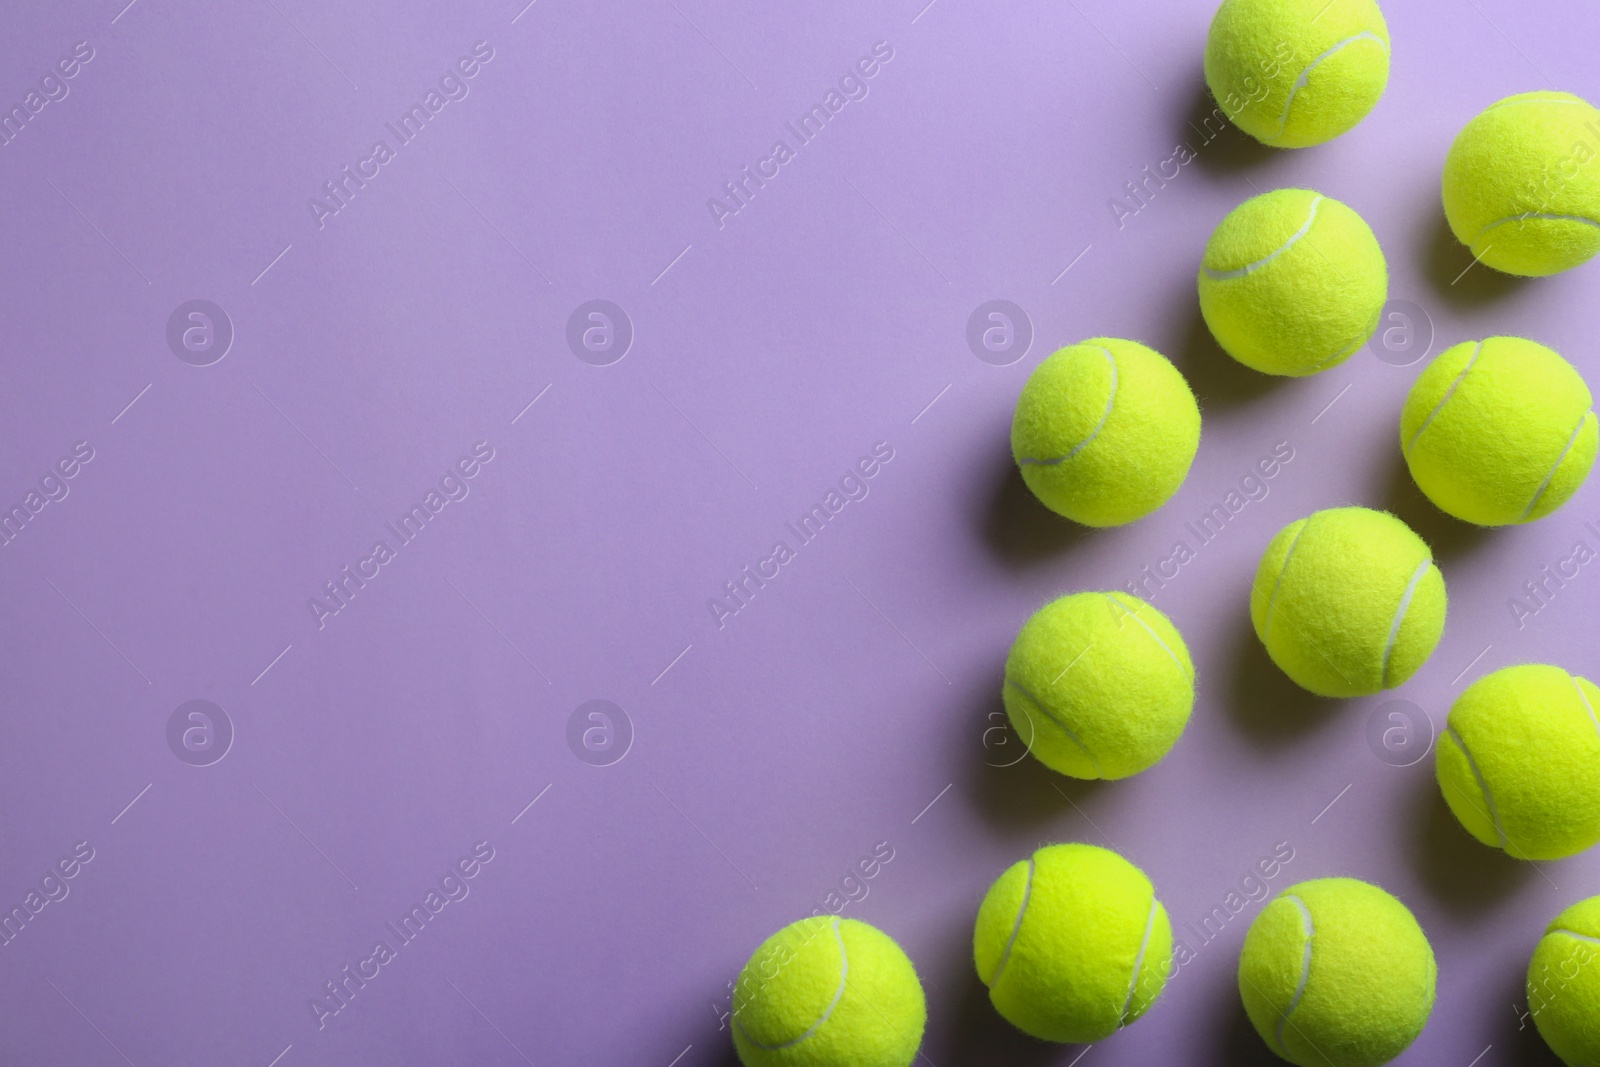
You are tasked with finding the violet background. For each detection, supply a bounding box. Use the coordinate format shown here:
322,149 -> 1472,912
0,0 -> 1596,1064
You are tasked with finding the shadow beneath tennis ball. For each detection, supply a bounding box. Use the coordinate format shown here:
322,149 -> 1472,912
1172,303 -> 1285,412
1207,976 -> 1285,1067
1489,958 -> 1569,1067
980,444 -> 1098,568
1412,773 -> 1535,915
1223,613 -> 1343,748
1422,211 -> 1529,307
937,952 -> 1073,1066
1381,449 -> 1493,562
1182,80 -> 1277,176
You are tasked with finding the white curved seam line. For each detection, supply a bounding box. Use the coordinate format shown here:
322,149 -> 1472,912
1276,895 -> 1316,1057
1475,212 -> 1600,241
1120,896 -> 1159,1026
988,858 -> 1035,987
1551,928 -> 1600,945
1381,558 -> 1432,687
1203,197 -> 1323,280
1572,676 -> 1600,738
1016,347 -> 1118,466
1261,519 -> 1312,637
1405,340 -> 1483,456
1519,411 -> 1593,521
1004,679 -> 1105,777
1446,725 -> 1509,849
1105,594 -> 1188,680
734,917 -> 849,1050
1263,32 -> 1389,142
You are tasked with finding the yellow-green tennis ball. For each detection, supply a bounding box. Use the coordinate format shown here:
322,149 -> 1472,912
1002,591 -> 1194,779
1239,878 -> 1435,1067
1198,188 -> 1388,376
731,916 -> 926,1067
1205,0 -> 1391,148
1528,895 -> 1600,1067
974,843 -> 1172,1044
1435,664 -> 1600,862
1442,92 -> 1600,277
1010,337 -> 1200,526
1250,506 -> 1446,697
1401,337 -> 1597,526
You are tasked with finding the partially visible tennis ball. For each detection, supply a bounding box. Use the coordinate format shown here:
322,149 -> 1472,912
1528,895 -> 1600,1067
732,916 -> 926,1067
1002,591 -> 1194,779
1010,338 -> 1200,526
1442,91 -> 1600,277
974,843 -> 1172,1044
1435,664 -> 1600,862
1401,337 -> 1597,526
1250,506 -> 1446,697
1239,878 -> 1436,1067
1205,0 -> 1391,148
1199,189 -> 1388,376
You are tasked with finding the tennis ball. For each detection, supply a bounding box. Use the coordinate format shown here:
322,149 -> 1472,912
731,916 -> 926,1067
974,843 -> 1172,1044
1528,895 -> 1600,1067
1239,878 -> 1435,1067
1010,338 -> 1200,526
1435,664 -> 1600,862
1198,188 -> 1388,376
1442,91 -> 1600,277
1251,506 -> 1446,697
1002,591 -> 1194,779
1401,337 -> 1597,526
1205,0 -> 1391,148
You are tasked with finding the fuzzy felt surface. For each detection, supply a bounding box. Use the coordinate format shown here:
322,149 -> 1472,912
1530,895 -> 1600,1067
1401,337 -> 1597,526
1442,91 -> 1600,277
1435,664 -> 1600,861
1002,591 -> 1195,779
973,843 -> 1172,1044
732,916 -> 927,1067
1198,189 -> 1387,376
1205,0 -> 1389,148
1010,337 -> 1201,527
1250,506 -> 1445,697
1238,878 -> 1435,1067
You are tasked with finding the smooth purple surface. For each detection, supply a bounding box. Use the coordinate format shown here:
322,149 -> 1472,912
1,0 -> 1598,1064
